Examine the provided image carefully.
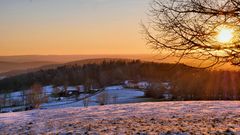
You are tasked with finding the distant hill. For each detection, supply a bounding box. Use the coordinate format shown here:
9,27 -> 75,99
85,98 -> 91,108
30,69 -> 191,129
0,54 -> 152,63
0,59 -> 197,92
0,54 -> 238,78
0,55 -> 153,77
0,61 -> 58,74
0,58 -> 137,78
1,59 -> 239,100
65,58 -> 135,66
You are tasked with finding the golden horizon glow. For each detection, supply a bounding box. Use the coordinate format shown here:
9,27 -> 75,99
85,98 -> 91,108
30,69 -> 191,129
0,0 -> 150,56
216,26 -> 234,43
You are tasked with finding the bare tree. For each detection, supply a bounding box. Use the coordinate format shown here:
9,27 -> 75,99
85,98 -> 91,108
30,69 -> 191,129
26,83 -> 48,109
143,0 -> 240,67
83,98 -> 89,107
97,92 -> 109,105
0,97 -> 4,111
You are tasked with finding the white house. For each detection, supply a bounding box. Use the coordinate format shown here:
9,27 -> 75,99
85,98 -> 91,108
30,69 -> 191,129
124,80 -> 151,89
137,81 -> 150,89
161,82 -> 172,90
124,80 -> 138,88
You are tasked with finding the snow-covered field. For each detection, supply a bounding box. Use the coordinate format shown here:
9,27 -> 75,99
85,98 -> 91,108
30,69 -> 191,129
0,101 -> 240,134
41,86 -> 146,109
1,85 -> 147,112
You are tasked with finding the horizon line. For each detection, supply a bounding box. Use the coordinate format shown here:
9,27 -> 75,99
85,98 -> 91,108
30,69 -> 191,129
0,53 -> 153,57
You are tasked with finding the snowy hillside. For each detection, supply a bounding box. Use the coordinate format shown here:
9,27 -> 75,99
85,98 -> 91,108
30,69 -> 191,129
0,101 -> 240,134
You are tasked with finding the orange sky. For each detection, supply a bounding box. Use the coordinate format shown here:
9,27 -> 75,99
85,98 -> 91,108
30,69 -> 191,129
0,0 -> 152,56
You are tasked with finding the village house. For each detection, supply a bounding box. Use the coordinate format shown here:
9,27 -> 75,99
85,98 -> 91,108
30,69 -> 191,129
137,81 -> 150,89
161,82 -> 172,90
57,85 -> 85,95
124,80 -> 151,89
124,80 -> 138,88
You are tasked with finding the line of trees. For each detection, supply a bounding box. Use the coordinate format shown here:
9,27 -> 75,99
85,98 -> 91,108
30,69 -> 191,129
0,60 -> 192,93
171,70 -> 240,100
0,83 -> 48,110
0,60 -> 240,100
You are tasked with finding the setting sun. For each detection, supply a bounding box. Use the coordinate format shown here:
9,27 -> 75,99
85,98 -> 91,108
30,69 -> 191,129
1,0 -> 240,134
216,27 -> 234,43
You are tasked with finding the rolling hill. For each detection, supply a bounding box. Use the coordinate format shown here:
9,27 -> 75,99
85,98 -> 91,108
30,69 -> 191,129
0,58 -> 136,78
0,54 -> 153,77
0,61 -> 58,74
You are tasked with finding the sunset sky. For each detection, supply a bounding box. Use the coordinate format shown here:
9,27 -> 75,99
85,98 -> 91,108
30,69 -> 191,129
0,0 -> 152,56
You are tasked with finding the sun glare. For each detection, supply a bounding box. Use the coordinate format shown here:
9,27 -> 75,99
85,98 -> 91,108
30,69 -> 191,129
216,27 -> 234,43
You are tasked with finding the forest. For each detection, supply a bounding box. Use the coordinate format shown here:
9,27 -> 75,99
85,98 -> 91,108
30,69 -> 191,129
0,60 -> 240,100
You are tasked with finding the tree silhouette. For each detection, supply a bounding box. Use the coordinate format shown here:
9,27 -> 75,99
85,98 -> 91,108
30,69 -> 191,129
143,0 -> 240,67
